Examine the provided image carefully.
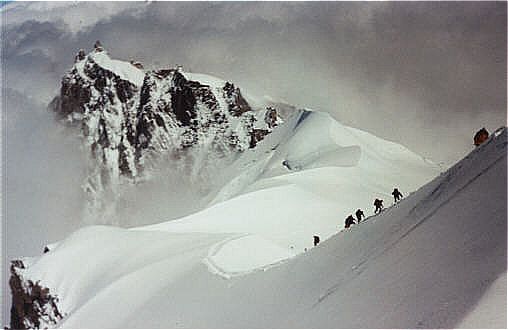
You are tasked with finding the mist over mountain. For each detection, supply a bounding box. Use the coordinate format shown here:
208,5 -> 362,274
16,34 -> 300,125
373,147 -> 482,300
3,2 -> 506,165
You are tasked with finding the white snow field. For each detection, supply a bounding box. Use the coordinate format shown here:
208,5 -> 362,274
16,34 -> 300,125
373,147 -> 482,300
136,109 -> 441,271
14,122 -> 506,327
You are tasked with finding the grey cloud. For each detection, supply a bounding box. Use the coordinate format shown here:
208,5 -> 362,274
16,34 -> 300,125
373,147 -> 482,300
2,88 -> 87,322
3,1 -> 506,165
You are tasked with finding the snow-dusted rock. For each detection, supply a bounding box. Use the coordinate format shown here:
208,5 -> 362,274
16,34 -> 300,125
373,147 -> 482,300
9,260 -> 63,329
50,44 -> 282,220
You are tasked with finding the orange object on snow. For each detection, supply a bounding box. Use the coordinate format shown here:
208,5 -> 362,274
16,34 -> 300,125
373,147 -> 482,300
474,128 -> 489,146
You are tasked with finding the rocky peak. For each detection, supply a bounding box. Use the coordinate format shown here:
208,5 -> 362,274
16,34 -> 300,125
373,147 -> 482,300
74,49 -> 86,63
50,44 -> 283,220
94,39 -> 104,52
223,81 -> 251,116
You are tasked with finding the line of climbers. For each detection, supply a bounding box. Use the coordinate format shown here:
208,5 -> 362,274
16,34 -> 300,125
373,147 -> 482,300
312,126 -> 490,247
313,188 -> 404,246
344,187 -> 403,230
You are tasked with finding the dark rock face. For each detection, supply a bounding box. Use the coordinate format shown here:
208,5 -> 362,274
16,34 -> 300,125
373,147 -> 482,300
58,69 -> 91,119
9,260 -> 63,329
55,48 -> 141,183
170,71 -> 200,126
250,129 -> 270,149
223,82 -> 251,116
135,69 -> 262,154
51,44 -> 283,218
53,47 -> 279,169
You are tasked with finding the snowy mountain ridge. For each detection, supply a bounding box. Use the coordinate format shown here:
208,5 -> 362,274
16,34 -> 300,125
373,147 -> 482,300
8,127 -> 506,328
11,44 -> 482,329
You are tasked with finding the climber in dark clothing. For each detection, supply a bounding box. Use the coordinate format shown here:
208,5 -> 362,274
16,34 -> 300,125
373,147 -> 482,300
313,235 -> 320,246
374,198 -> 384,214
355,209 -> 365,223
345,215 -> 356,228
392,188 -> 403,203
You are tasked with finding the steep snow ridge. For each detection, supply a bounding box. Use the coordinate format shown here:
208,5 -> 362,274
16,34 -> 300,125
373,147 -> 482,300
259,111 -> 437,179
13,127 -> 505,328
210,109 -> 438,208
204,108 -> 305,205
134,109 -> 440,275
207,108 -> 437,208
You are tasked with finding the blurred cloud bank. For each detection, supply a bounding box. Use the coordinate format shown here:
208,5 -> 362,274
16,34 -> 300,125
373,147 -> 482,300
3,1 -> 506,165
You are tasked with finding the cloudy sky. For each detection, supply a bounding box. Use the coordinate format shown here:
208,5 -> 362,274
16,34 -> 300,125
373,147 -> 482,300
3,1 -> 507,165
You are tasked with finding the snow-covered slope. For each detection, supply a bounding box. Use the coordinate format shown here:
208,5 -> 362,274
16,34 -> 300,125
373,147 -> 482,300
130,108 -> 440,269
8,44 -> 454,329
9,116 -> 505,328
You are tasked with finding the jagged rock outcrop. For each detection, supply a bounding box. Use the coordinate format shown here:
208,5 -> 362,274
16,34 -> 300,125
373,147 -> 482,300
134,68 -> 261,160
50,43 -> 282,219
9,260 -> 63,329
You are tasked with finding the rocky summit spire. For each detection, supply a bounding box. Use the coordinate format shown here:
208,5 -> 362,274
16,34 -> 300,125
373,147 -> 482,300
50,46 -> 283,222
94,40 -> 104,52
74,49 -> 86,63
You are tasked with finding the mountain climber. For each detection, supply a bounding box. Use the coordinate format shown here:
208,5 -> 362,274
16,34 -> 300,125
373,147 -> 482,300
313,235 -> 320,246
345,215 -> 356,228
374,198 -> 384,214
392,188 -> 403,203
355,209 -> 365,223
